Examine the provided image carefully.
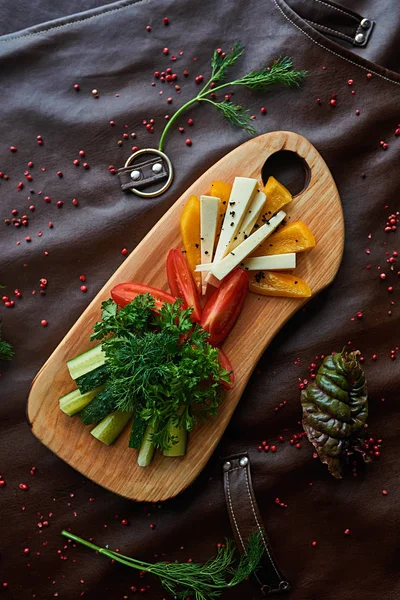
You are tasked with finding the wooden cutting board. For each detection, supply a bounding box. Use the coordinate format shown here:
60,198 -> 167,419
27,131 -> 344,502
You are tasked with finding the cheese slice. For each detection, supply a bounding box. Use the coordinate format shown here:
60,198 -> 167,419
241,253 -> 296,271
197,211 -> 286,280
213,177 -> 258,262
200,195 -> 220,295
230,190 -> 266,251
196,253 -> 296,272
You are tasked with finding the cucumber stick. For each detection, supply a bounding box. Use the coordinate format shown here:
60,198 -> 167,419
129,407 -> 147,449
90,410 -> 134,445
67,345 -> 106,380
59,386 -> 104,417
79,388 -> 117,425
137,423 -> 156,467
163,420 -> 187,457
76,364 -> 109,394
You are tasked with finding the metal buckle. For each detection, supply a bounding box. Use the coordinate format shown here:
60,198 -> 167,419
118,148 -> 174,198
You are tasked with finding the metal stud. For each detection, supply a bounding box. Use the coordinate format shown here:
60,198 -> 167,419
239,457 -> 248,467
223,461 -> 231,472
355,33 -> 365,44
152,162 -> 163,174
130,169 -> 141,181
360,18 -> 371,30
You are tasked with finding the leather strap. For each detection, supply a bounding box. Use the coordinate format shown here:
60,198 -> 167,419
222,453 -> 290,597
287,0 -> 374,47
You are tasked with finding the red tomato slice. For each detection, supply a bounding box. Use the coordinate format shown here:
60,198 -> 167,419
111,282 -> 176,312
166,247 -> 202,322
200,268 -> 248,346
218,347 -> 235,389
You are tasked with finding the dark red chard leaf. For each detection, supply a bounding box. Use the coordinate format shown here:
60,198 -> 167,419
301,349 -> 368,479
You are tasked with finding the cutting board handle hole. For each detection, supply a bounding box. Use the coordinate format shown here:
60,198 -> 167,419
261,150 -> 310,197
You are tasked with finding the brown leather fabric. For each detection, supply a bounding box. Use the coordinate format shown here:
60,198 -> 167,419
1,0 -> 400,598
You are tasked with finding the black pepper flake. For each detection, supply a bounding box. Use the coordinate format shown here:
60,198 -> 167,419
195,243 -> 199,248
231,252 -> 235,256
229,201 -> 235,206
205,250 -> 209,255
254,224 -> 259,229
255,271 -> 265,283
200,237 -> 204,240
244,234 -> 248,239
230,211 -> 235,217
294,281 -> 298,284
230,222 -> 234,227
223,201 -> 226,205
295,239 -> 298,243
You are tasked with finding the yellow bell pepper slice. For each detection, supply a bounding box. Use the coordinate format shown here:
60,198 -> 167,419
180,195 -> 201,292
252,221 -> 316,257
249,271 -> 311,298
210,180 -> 231,238
255,176 -> 292,228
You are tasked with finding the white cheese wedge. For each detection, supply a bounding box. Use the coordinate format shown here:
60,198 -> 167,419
200,195 -> 220,295
241,253 -> 296,271
213,177 -> 259,262
196,211 -> 286,280
230,190 -> 266,251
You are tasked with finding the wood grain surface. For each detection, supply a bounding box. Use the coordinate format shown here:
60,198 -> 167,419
27,131 -> 344,502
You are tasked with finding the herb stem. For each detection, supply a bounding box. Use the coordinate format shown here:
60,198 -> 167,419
158,97 -> 199,152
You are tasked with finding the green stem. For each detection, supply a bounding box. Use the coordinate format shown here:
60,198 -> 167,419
61,531 -> 148,571
158,97 -> 199,152
157,77 -> 242,153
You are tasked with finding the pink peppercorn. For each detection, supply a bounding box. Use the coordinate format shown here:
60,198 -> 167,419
82,162 -> 89,169
163,47 -> 169,55
163,17 -> 169,25
121,248 -> 128,256
10,146 -> 17,152
41,320 -> 48,327
260,107 -> 267,114
79,150 -> 85,157
186,139 -> 192,146
121,519 -> 129,526
74,84 -> 80,91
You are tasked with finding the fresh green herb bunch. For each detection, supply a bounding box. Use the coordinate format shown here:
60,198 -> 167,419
0,324 -> 13,361
91,294 -> 231,451
158,41 -> 306,150
61,529 -> 264,600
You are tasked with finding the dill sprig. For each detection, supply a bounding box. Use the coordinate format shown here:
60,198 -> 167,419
210,41 -> 245,83
0,325 -> 13,361
205,99 -> 257,136
61,530 -> 264,600
158,42 -> 306,151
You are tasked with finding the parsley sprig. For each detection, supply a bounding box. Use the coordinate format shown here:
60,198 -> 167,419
158,41 -> 306,150
61,529 -> 264,600
91,294 -> 230,451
